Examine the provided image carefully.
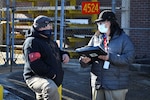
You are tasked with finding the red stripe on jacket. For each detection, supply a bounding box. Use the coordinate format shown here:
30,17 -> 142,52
29,52 -> 41,62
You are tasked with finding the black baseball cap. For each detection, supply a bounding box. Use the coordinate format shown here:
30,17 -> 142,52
33,15 -> 53,29
95,10 -> 117,23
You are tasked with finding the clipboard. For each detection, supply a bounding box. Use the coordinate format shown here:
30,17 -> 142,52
75,46 -> 107,61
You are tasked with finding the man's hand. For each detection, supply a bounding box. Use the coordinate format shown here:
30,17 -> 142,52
62,54 -> 70,63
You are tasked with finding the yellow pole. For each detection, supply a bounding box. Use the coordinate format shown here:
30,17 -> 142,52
31,1 -> 37,18
58,85 -> 62,100
70,0 -> 76,6
0,84 -> 3,100
50,0 -> 55,6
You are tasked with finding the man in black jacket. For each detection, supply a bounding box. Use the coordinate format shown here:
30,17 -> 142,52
23,15 -> 70,100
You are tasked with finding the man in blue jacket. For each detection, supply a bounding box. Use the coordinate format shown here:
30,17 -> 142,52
23,15 -> 70,100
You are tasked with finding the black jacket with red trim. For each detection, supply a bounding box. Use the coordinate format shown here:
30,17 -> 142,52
23,27 -> 69,86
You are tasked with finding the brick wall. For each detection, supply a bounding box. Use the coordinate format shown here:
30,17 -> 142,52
130,0 -> 150,58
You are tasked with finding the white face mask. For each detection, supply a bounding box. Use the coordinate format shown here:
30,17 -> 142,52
98,23 -> 108,33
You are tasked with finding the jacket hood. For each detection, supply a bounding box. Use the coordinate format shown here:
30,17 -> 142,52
25,26 -> 40,38
25,26 -> 51,41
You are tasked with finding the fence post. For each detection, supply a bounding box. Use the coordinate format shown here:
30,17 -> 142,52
60,0 -> 65,50
6,0 -> 10,65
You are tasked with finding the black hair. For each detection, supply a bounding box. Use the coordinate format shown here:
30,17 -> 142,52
109,20 -> 123,38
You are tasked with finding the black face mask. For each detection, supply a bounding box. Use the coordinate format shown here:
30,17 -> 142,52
39,30 -> 52,38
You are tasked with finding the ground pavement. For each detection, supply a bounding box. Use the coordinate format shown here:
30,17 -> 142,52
0,59 -> 150,100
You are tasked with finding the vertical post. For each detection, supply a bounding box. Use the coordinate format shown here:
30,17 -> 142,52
60,0 -> 65,50
10,0 -> 15,71
112,0 -> 116,13
0,84 -> 3,100
121,0 -> 130,35
6,0 -> 10,65
0,0 -> 3,45
70,0 -> 76,6
54,0 -> 58,41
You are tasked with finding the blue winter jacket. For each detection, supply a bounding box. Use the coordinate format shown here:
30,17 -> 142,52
81,31 -> 135,90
